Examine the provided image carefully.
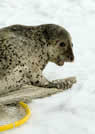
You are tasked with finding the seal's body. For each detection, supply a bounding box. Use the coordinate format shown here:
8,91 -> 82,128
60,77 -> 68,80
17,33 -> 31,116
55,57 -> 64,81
0,24 -> 76,102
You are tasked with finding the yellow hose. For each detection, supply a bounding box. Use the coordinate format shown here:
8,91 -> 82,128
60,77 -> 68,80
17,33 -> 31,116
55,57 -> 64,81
0,101 -> 31,132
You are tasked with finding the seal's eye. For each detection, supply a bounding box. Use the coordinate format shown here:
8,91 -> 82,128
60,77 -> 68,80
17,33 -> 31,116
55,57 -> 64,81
59,42 -> 65,47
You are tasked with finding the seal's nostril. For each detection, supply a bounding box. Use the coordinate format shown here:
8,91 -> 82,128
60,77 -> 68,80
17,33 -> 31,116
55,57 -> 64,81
70,56 -> 74,61
67,55 -> 74,61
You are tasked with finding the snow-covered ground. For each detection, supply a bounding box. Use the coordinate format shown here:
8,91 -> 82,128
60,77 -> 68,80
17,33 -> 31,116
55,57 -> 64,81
0,0 -> 95,134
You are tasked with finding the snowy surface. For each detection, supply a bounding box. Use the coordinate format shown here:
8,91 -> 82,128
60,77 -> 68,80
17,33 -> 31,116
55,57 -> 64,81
0,0 -> 95,134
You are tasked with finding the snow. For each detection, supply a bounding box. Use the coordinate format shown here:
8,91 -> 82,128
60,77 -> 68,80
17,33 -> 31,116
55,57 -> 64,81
0,0 -> 95,134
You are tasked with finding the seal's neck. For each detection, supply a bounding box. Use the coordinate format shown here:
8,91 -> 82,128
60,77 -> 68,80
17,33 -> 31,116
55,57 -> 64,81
39,52 -> 49,71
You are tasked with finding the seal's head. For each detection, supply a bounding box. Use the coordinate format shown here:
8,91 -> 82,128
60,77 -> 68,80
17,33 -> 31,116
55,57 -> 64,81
43,24 -> 74,66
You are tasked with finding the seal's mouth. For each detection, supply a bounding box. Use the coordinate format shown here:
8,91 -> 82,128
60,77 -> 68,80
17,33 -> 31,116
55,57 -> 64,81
57,60 -> 65,66
56,54 -> 74,66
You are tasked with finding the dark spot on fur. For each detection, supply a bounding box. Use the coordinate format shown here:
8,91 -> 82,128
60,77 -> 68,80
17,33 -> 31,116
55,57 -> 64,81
36,74 -> 39,78
32,62 -> 34,65
35,80 -> 39,84
19,70 -> 22,73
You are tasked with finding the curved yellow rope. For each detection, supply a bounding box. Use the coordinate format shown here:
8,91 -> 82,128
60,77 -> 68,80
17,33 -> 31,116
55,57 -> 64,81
0,101 -> 31,132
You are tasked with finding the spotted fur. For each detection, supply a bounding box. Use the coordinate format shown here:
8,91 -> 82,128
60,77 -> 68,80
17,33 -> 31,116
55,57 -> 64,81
0,24 -> 76,98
